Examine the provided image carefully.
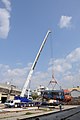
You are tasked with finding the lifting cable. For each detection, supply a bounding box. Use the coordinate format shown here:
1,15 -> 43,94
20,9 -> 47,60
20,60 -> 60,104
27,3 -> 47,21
48,32 -> 61,90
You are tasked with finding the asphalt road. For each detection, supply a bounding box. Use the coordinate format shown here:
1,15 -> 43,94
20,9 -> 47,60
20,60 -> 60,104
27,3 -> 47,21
30,106 -> 80,120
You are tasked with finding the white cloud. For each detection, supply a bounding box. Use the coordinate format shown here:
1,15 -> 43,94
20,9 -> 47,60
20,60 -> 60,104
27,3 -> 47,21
0,0 -> 11,39
48,47 -> 80,88
59,15 -> 72,28
49,59 -> 72,73
0,63 -> 31,89
66,48 -> 80,62
26,47 -> 80,89
63,75 -> 73,81
49,48 -> 80,75
2,0 -> 11,11
0,8 -> 10,38
31,71 -> 49,90
0,48 -> 80,90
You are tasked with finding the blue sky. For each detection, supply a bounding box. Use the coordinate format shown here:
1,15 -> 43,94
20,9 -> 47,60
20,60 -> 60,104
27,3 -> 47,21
0,0 -> 80,90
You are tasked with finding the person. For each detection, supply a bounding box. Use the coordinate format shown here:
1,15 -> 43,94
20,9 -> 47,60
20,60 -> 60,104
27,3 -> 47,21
37,102 -> 41,109
59,103 -> 62,111
38,104 -> 40,109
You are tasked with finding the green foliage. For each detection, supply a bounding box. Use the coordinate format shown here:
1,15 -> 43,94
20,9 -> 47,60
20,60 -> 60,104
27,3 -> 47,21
31,92 -> 39,100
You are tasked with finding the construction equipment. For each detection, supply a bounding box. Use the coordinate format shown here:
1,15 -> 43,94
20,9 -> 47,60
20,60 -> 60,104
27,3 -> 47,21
4,30 -> 51,108
21,30 -> 51,98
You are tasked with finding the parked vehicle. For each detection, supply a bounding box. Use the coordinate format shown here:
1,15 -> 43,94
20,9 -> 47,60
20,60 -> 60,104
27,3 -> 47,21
4,96 -> 34,108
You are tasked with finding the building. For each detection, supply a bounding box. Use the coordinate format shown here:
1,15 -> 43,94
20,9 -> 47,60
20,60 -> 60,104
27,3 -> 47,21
36,85 -> 48,95
68,86 -> 80,97
0,83 -> 21,103
71,90 -> 80,97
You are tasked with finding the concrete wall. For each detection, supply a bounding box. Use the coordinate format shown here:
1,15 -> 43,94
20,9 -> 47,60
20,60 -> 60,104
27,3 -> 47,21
0,84 -> 21,103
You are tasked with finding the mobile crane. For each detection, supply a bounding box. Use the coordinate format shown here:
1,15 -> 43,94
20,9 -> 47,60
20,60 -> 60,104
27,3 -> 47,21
5,30 -> 51,108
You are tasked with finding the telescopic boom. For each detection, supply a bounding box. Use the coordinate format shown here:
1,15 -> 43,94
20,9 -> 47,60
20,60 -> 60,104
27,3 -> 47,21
21,30 -> 51,97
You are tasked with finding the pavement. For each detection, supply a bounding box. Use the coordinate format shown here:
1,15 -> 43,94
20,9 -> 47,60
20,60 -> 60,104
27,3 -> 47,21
0,105 -> 77,120
0,104 -> 79,120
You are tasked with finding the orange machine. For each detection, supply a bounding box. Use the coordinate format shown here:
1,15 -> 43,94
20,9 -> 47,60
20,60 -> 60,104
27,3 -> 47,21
64,89 -> 72,102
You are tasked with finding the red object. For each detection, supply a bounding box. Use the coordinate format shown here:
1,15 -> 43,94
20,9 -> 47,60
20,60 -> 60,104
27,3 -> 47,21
64,89 -> 72,102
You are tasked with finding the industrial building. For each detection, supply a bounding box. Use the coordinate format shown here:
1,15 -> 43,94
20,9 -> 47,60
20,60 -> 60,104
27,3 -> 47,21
68,87 -> 80,97
0,83 -> 21,103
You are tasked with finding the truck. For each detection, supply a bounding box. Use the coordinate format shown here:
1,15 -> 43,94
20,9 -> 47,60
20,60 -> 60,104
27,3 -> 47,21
4,30 -> 51,108
5,96 -> 34,108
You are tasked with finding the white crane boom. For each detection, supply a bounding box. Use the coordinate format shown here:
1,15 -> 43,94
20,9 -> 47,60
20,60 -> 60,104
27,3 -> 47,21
21,30 -> 51,97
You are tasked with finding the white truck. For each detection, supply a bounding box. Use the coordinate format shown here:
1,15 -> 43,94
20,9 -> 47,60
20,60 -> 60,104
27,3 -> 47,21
4,96 -> 34,108
5,99 -> 20,108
